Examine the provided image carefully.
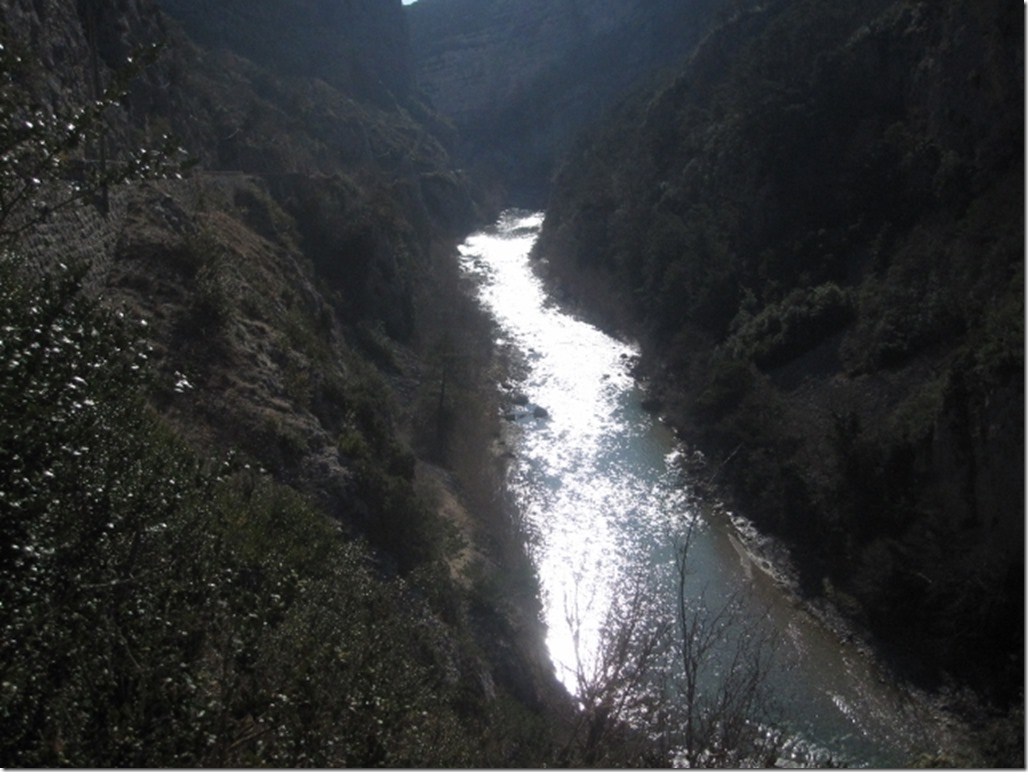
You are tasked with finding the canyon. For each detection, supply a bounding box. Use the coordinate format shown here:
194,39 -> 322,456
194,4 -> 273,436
0,0 -> 1021,765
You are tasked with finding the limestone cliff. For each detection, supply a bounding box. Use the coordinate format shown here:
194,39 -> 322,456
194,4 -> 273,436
0,0 -> 568,765
156,0 -> 413,104
407,0 -> 733,204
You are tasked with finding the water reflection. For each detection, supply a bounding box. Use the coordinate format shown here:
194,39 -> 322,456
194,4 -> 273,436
458,210 -> 954,767
462,211 -> 664,685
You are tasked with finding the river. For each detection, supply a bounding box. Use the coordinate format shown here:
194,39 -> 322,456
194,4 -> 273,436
457,210 -> 960,767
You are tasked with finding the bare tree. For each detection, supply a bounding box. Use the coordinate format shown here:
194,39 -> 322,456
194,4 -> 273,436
560,572 -> 673,766
671,522 -> 782,767
559,519 -> 783,767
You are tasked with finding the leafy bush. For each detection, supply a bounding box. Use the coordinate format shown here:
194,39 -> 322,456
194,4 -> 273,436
694,354 -> 757,417
0,256 -> 547,766
727,282 -> 853,368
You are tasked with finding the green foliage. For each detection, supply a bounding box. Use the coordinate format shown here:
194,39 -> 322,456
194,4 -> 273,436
537,0 -> 1023,714
358,461 -> 446,572
273,173 -> 420,341
970,267 -> 1024,387
728,282 -> 853,368
0,257 -> 553,767
186,256 -> 233,335
694,354 -> 757,418
163,221 -> 236,342
325,356 -> 448,571
844,273 -> 966,372
643,206 -> 742,337
0,6 -> 566,768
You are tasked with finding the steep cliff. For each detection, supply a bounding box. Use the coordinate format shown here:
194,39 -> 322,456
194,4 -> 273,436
538,0 -> 1023,715
0,0 -> 569,765
407,0 -> 733,204
156,0 -> 413,104
2,0 -> 476,333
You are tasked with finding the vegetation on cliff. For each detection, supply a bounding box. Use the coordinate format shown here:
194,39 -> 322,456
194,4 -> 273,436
2,0 -> 1023,765
0,250 -> 565,766
537,0 -> 1023,741
0,0 -> 570,765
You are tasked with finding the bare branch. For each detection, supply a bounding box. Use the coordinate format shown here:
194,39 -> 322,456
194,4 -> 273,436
560,516 -> 784,766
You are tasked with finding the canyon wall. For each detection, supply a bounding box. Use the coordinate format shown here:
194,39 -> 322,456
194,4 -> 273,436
156,0 -> 413,103
407,0 -> 735,204
0,0 -> 568,765
537,0 -> 1024,708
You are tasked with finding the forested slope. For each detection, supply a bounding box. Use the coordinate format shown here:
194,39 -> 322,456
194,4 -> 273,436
538,0 -> 1023,709
0,0 -> 570,765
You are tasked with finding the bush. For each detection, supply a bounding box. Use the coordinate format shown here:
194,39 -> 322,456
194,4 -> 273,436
0,256 -> 540,766
694,354 -> 757,417
727,282 -> 853,368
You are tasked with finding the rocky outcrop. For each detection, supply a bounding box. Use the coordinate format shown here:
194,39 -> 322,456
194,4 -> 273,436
409,0 -> 633,127
0,0 -> 173,123
0,2 -> 571,765
3,0 -> 475,328
155,0 -> 413,104
407,0 -> 731,203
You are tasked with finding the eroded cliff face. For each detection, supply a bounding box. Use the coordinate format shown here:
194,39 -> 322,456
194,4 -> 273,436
0,0 -> 171,117
1,0 -> 474,334
155,0 -> 413,103
409,0 -> 634,126
407,0 -> 731,203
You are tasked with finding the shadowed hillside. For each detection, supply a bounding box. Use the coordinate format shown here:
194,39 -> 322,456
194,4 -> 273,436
1,0 -> 1022,765
156,0 -> 414,104
407,0 -> 736,205
537,0 -> 1023,727
0,0 -> 572,765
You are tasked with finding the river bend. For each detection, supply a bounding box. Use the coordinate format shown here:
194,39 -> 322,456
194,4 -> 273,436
457,210 -> 956,767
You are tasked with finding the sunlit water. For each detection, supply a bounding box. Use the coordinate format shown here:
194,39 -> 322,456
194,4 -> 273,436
457,210 -> 958,767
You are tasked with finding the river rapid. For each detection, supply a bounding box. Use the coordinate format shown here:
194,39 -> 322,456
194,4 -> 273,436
457,210 -> 962,767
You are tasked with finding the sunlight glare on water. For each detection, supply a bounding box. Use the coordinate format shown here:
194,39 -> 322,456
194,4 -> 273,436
457,210 -> 960,767
459,210 -> 690,688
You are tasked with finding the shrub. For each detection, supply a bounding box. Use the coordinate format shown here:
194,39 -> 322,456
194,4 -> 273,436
694,354 -> 757,417
727,282 -> 853,368
0,255 -> 528,767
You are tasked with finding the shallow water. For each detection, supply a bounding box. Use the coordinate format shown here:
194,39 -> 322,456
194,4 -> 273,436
457,210 -> 955,767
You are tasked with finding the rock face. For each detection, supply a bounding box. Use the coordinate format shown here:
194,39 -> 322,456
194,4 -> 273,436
1,0 -> 474,336
407,0 -> 731,204
409,0 -> 633,126
0,0 -> 170,110
156,0 -> 414,103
